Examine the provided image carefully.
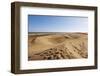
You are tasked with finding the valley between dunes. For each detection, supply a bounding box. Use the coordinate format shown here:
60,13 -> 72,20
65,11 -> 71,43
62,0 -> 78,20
28,33 -> 88,60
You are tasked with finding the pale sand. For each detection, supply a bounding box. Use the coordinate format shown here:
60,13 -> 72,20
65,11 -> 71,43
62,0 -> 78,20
28,33 -> 88,60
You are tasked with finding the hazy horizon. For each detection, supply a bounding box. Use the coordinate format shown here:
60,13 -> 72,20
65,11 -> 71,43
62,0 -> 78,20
28,15 -> 88,32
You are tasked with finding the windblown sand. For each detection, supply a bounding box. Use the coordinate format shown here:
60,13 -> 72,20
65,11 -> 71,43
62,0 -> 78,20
28,33 -> 88,60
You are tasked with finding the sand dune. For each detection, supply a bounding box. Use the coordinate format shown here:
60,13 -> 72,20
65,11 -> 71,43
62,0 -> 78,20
28,33 -> 88,60
35,35 -> 66,44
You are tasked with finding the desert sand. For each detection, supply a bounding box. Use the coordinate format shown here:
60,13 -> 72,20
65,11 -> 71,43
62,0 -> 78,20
28,32 -> 88,60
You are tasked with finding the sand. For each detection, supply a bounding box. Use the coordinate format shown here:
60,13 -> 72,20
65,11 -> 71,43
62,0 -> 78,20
28,33 -> 88,60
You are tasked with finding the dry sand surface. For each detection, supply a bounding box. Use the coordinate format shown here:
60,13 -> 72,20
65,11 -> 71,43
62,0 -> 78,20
28,32 -> 88,60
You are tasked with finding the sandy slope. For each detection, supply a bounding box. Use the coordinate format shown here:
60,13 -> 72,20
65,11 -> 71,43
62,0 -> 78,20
28,33 -> 88,60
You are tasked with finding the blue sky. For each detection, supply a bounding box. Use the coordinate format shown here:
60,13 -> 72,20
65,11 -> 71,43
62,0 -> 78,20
28,15 -> 88,32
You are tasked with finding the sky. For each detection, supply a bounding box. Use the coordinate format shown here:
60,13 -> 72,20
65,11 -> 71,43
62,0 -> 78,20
28,15 -> 88,32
